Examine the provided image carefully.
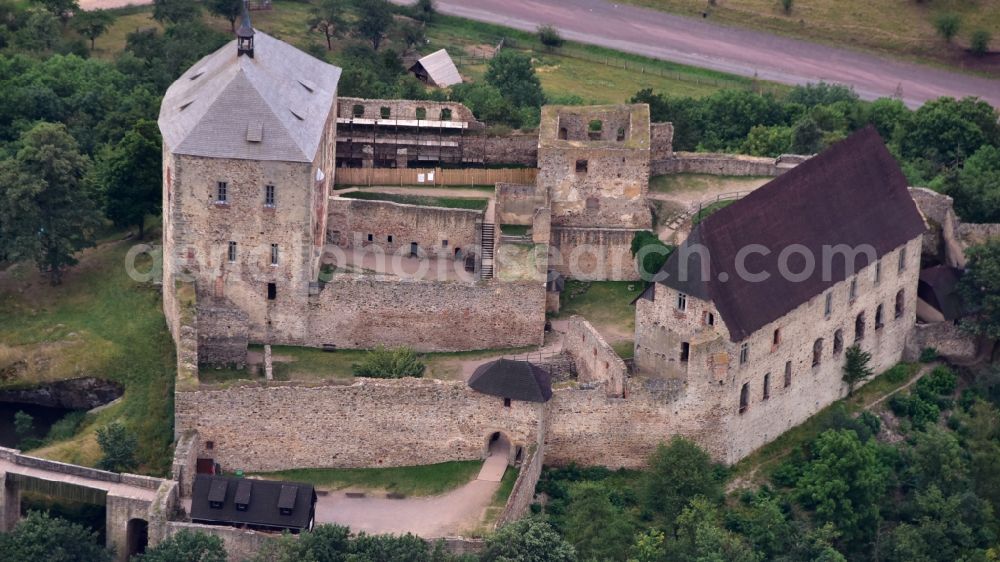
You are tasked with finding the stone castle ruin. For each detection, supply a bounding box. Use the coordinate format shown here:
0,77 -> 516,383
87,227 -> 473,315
157,18 -> 967,523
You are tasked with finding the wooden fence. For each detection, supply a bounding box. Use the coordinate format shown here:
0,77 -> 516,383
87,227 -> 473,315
334,167 -> 537,187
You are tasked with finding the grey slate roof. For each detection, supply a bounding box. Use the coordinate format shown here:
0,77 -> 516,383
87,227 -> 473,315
158,31 -> 341,163
410,49 -> 462,87
191,474 -> 316,531
468,359 -> 553,402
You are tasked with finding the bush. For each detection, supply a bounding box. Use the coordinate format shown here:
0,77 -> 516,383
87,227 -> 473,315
934,13 -> 961,43
631,231 -> 673,281
46,411 -> 87,442
538,24 -> 564,49
970,30 -> 992,56
96,421 -> 139,473
351,346 -> 425,378
919,347 -> 938,363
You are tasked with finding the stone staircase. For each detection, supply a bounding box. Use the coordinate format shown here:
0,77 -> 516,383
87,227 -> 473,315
480,223 -> 496,280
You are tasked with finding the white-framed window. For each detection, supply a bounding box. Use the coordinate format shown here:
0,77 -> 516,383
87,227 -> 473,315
227,241 -> 237,262
265,184 -> 275,207
217,181 -> 228,203
270,243 -> 279,266
677,292 -> 687,312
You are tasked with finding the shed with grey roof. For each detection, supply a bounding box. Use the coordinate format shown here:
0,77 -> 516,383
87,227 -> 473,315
408,49 -> 463,88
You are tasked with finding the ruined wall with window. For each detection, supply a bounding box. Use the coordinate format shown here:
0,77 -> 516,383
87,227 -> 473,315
564,316 -> 627,397
548,227 -> 640,281
327,197 -> 482,260
633,237 -> 922,463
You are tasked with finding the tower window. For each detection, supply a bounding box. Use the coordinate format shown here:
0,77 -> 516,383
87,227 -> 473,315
217,181 -> 228,203
739,342 -> 749,365
676,292 -> 687,311
898,248 -> 907,272
813,338 -> 824,367
387,235 -> 393,243
849,278 -> 857,300
503,397 -> 511,408
895,289 -> 905,318
875,304 -> 884,329
833,329 -> 844,354
874,260 -> 881,285
784,361 -> 792,388
267,283 -> 276,300
772,328 -> 781,348
575,159 -> 588,173
705,312 -> 714,326
739,383 -> 749,414
855,312 -> 865,342
442,240 -> 449,247
680,342 -> 690,362
763,373 -> 770,400
824,293 -> 832,318
265,184 -> 275,207
367,234 -> 373,242
228,241 -> 237,262
270,244 -> 279,266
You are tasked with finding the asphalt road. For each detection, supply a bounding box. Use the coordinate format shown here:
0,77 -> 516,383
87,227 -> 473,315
394,0 -> 1000,108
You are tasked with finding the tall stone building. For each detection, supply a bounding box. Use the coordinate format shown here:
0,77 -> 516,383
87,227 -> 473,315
158,16 -> 341,355
634,127 -> 926,462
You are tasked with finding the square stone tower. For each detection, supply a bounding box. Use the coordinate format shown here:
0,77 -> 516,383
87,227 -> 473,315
158,24 -> 341,360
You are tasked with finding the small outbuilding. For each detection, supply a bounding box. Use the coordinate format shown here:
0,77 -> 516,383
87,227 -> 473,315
408,49 -> 463,88
468,358 -> 553,403
190,475 -> 316,533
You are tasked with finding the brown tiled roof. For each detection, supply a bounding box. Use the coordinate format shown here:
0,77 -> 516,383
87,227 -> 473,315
658,126 -> 926,342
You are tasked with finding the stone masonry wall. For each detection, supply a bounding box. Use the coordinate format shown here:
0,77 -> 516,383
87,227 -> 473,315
174,379 -> 542,472
164,522 -> 278,562
494,443 -> 544,528
650,122 -> 674,161
327,198 -> 481,259
298,277 -> 546,352
651,152 -> 806,176
564,316 -> 627,397
549,227 -> 641,281
495,183 -> 545,226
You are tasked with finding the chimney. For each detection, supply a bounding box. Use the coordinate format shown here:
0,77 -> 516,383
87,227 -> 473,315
236,1 -> 254,58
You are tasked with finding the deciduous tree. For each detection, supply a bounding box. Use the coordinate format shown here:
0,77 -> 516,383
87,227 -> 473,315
310,0 -> 345,51
91,119 -> 162,239
0,511 -> 111,561
643,436 -> 723,528
842,344 -> 873,396
72,9 -> 115,50
137,530 -> 226,562
959,239 -> 1000,342
356,0 -> 392,51
482,518 -> 576,562
96,421 -> 139,473
207,0 -> 242,32
485,50 -> 545,109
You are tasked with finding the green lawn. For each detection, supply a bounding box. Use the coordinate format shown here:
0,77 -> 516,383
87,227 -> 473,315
0,231 -> 176,474
555,281 -> 643,341
619,0 -> 1000,73
252,460 -> 482,496
341,191 -> 489,211
649,174 -> 771,195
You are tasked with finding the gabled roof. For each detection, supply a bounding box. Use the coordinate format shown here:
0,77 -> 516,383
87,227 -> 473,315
657,126 -> 926,342
158,31 -> 341,163
409,49 -> 462,87
191,475 -> 315,531
468,359 -> 553,402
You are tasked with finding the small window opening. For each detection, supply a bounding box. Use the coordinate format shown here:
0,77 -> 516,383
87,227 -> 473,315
705,312 -> 714,326
855,312 -> 865,342
228,241 -> 237,262
763,373 -> 770,400
352,104 -> 364,117
380,106 -> 391,119
265,184 -> 275,207
205,441 -> 214,450
849,278 -> 858,300
875,304 -> 884,329
680,342 -> 690,362
410,242 -> 418,257
784,361 -> 792,388
874,260 -> 881,285
739,342 -> 749,365
833,329 -> 844,354
824,292 -> 832,318
558,127 -> 568,140
616,127 -> 626,141
387,235 -> 393,243
772,328 -> 781,347
217,181 -> 228,203
588,119 -> 602,139
367,233 -> 373,242
442,239 -> 449,248
503,397 -> 511,408
813,338 -> 824,367
739,383 -> 749,414
440,108 -> 452,120
575,159 -> 588,173
267,283 -> 276,300
677,292 -> 687,311
895,290 -> 904,318
898,248 -> 907,272
270,244 -> 279,266
415,107 -> 426,120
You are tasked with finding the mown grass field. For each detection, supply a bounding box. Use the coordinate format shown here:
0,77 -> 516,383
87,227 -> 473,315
253,460 -> 482,496
555,281 -> 644,344
621,0 -> 1000,73
0,230 -> 176,474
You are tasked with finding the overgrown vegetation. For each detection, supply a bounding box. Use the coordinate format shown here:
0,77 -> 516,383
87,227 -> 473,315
351,345 -> 426,379
630,230 -> 673,281
254,460 -> 481,496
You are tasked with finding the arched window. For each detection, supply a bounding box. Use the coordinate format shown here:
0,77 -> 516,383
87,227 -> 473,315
813,338 -> 823,367
833,329 -> 844,354
875,304 -> 884,329
854,312 -> 865,342
895,289 -> 905,318
739,383 -> 749,414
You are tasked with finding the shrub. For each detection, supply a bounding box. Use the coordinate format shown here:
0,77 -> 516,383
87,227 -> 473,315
934,13 -> 961,43
919,347 -> 938,363
96,421 -> 139,473
631,230 -> 673,281
351,346 -> 425,378
538,24 -> 564,49
46,411 -> 86,442
780,0 -> 793,14
970,29 -> 992,56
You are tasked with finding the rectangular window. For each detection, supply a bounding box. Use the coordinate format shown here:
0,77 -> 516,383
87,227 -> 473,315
265,184 -> 275,207
763,374 -> 770,400
849,278 -> 857,300
898,248 -> 906,272
367,234 -> 373,242
267,282 -> 276,300
824,293 -> 832,318
270,244 -> 279,265
739,342 -> 749,365
677,292 -> 687,312
874,260 -> 881,285
217,181 -> 228,203
387,235 -> 393,243
503,397 -> 511,408
739,383 -> 749,414
228,241 -> 237,262
680,342 -> 690,362
784,361 -> 792,388
575,159 -> 588,173
442,240 -> 449,247
772,328 -> 781,347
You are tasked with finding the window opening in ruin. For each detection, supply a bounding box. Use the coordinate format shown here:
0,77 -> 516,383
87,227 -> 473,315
503,398 -> 511,408
739,342 -> 749,365
380,106 -> 391,119
855,312 -> 865,341
739,383 -> 749,414
849,278 -> 858,300
352,104 -> 364,117
228,241 -> 237,262
265,184 -> 275,207
558,127 -> 568,140
833,329 -> 844,354
575,159 -> 588,173
616,127 -> 626,141
874,260 -> 881,285
677,292 -> 687,311
705,312 -> 714,326
784,361 -> 792,387
813,338 -> 823,366
763,373 -> 770,400
410,242 -> 418,257
773,328 -> 781,347
875,304 -> 884,329
217,181 -> 227,203
387,235 -> 393,243
267,283 -> 277,300
270,244 -> 279,266
367,233 -> 373,242
442,240 -> 449,247
895,289 -> 904,318
205,441 -> 214,450
440,108 -> 452,120
680,342 -> 690,362
588,119 -> 603,139
515,446 -> 523,461
898,248 -> 907,272
824,293 -> 832,318
415,107 -> 426,120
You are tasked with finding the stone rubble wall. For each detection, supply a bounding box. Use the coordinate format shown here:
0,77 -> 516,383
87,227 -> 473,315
164,522 -> 279,562
170,431 -> 200,497
652,152 -> 807,176
549,227 -> 641,281
905,322 -> 978,363
650,122 -> 674,161
495,183 -> 545,226
174,379 -> 543,472
494,443 -> 544,529
564,316 -> 628,397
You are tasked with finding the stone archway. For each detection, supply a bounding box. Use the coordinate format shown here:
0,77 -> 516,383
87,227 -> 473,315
484,431 -> 516,465
126,518 -> 148,558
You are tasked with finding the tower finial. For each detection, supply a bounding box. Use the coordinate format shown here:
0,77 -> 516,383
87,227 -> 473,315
237,0 -> 255,58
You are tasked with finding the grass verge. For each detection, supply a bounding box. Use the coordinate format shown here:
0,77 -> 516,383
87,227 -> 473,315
252,460 -> 482,496
555,281 -> 643,341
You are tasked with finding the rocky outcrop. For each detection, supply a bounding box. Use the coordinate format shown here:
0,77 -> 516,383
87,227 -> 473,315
0,377 -> 123,409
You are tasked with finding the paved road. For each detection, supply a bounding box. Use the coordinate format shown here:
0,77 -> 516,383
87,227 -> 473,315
393,0 -> 1000,108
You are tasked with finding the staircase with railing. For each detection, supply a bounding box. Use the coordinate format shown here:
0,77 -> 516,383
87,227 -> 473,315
480,223 -> 495,280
